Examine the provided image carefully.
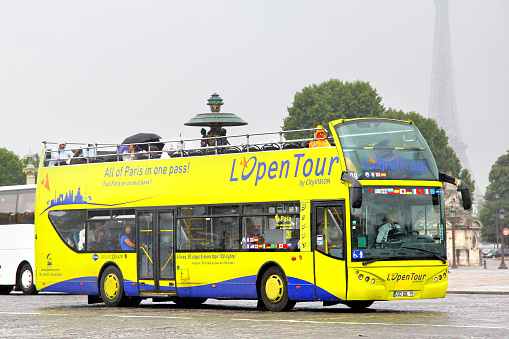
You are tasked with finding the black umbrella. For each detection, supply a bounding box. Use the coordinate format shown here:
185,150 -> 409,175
122,133 -> 163,151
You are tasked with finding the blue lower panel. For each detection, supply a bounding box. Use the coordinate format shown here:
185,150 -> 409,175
41,276 -> 100,295
41,277 -> 140,297
123,280 -> 139,296
160,285 -> 176,291
316,285 -> 342,301
178,275 -> 258,299
287,277 -> 318,301
177,275 -> 318,301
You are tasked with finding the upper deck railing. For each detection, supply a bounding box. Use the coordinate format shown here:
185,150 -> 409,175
41,127 -> 334,167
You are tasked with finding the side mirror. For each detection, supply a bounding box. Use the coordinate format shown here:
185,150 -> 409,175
341,171 -> 363,209
439,172 -> 472,210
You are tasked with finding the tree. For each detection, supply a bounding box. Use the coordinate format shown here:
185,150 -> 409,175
480,151 -> 509,243
0,148 -> 25,186
283,79 -> 384,139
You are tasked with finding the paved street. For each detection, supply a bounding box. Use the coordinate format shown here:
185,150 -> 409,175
1,260 -> 508,338
447,258 -> 509,294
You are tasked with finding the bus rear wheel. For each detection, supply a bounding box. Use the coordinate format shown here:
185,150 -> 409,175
100,266 -> 125,307
0,285 -> 14,295
343,300 -> 374,311
18,263 -> 37,295
260,267 -> 295,312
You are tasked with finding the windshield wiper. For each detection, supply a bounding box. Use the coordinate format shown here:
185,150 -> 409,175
400,246 -> 447,264
362,258 -> 392,266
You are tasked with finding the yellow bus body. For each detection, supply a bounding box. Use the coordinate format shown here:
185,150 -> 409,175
35,129 -> 449,308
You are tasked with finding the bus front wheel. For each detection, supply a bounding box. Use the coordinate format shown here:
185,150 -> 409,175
260,267 -> 295,312
18,263 -> 37,295
100,266 -> 125,307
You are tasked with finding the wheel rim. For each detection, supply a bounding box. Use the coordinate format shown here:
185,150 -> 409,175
21,269 -> 33,290
104,273 -> 119,300
265,274 -> 284,303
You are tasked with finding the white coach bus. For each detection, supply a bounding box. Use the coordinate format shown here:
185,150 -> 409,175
0,184 -> 37,294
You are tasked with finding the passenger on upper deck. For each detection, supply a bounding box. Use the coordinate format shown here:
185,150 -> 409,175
122,144 -> 139,161
147,144 -> 161,159
71,142 -> 97,164
220,128 -> 229,146
49,138 -> 74,166
308,125 -> 331,148
201,126 -> 228,148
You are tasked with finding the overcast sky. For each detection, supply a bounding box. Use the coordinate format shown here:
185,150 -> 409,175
1,0 -> 507,194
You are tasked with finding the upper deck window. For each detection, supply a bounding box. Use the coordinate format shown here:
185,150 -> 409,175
335,120 -> 439,181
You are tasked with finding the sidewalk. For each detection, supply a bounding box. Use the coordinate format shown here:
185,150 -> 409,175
447,259 -> 509,295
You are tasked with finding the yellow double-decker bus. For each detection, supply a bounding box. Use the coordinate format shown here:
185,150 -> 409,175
34,118 -> 471,311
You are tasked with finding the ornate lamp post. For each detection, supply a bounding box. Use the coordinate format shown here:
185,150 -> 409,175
185,93 -> 248,139
450,207 -> 458,269
23,152 -> 38,185
499,208 -> 507,269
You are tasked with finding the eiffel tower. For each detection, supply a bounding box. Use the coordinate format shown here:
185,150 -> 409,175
428,0 -> 476,192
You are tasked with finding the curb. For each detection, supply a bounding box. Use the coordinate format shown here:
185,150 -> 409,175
447,291 -> 509,295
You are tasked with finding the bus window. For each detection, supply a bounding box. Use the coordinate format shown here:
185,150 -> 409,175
242,202 -> 300,250
316,206 -> 344,258
17,192 -> 35,224
350,187 -> 446,262
0,193 -> 17,224
48,210 -> 86,250
176,205 -> 240,251
215,216 -> 239,250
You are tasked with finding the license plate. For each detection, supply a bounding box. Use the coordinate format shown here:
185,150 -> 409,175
394,291 -> 414,297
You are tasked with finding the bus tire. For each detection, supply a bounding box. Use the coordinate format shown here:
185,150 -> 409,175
0,285 -> 14,295
171,297 -> 208,308
100,266 -> 125,307
18,263 -> 37,295
260,267 -> 294,312
343,300 -> 374,311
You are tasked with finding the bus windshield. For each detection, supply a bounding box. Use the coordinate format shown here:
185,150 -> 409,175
334,119 -> 439,181
350,186 -> 446,263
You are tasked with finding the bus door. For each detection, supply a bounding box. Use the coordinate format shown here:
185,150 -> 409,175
312,201 -> 348,301
137,210 -> 176,294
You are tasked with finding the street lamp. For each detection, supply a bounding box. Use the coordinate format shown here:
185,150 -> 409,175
499,208 -> 507,269
495,194 -> 500,249
450,207 -> 458,269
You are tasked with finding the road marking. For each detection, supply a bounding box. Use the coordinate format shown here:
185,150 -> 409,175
104,315 -> 191,320
233,318 -> 509,330
0,312 -> 40,315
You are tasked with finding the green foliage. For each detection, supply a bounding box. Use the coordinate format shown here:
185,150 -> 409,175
283,79 -> 384,140
0,148 -> 25,186
480,151 -> 509,243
